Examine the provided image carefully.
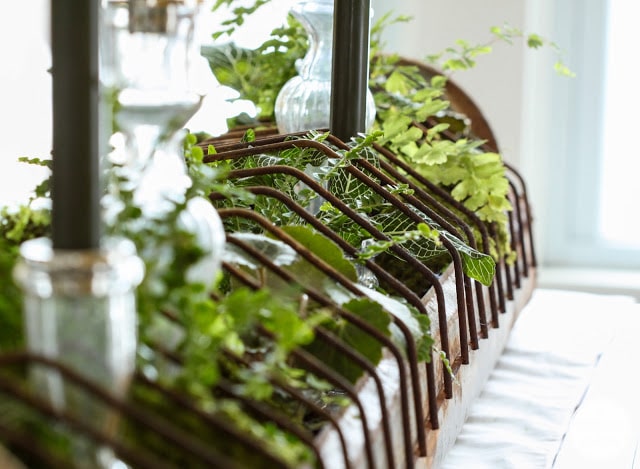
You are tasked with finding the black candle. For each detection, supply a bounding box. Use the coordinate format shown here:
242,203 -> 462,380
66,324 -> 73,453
51,0 -> 101,249
330,0 -> 371,141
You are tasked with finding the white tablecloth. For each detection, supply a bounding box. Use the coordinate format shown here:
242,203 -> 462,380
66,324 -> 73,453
441,289 -> 640,469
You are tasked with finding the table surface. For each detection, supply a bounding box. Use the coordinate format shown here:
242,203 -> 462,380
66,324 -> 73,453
440,288 -> 640,469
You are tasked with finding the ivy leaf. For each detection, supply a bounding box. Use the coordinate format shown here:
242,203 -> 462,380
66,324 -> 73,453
439,230 -> 496,286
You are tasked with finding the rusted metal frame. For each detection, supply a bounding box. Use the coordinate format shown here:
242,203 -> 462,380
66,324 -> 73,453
224,228 -> 411,465
416,120 -> 520,315
218,342 -> 353,469
506,178 -> 530,279
207,141 -> 449,415
0,353 -> 235,469
322,158 -> 471,366
352,156 -> 480,351
506,203 -> 522,291
239,137 -> 469,372
488,223 -> 508,318
288,347 -> 377,469
371,142 -> 501,332
503,162 -> 537,268
218,163 -> 450,410
215,378 -> 327,469
135,372 -> 292,469
219,185 -> 431,445
0,420 -> 72,468
373,157 -> 489,339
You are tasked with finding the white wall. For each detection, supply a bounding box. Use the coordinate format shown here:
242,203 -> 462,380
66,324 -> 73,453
371,0 -> 567,267
0,1 -> 51,205
371,0 -> 527,167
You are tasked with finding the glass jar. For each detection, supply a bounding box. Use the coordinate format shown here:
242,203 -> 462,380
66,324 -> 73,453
14,237 -> 144,468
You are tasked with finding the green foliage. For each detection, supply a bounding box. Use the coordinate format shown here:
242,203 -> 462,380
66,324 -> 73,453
0,200 -> 51,352
428,23 -> 575,77
201,10 -> 308,120
304,298 -> 391,384
211,0 -> 272,40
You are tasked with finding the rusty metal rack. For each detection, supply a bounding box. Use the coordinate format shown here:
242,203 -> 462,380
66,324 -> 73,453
0,72 -> 536,469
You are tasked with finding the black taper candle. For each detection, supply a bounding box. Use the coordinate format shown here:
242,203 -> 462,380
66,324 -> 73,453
51,0 -> 101,249
330,0 -> 371,141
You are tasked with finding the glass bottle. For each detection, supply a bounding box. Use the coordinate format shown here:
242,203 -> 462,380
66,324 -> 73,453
274,0 -> 376,134
102,0 -> 226,288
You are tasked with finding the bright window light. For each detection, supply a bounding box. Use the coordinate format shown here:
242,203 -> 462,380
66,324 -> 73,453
598,1 -> 640,247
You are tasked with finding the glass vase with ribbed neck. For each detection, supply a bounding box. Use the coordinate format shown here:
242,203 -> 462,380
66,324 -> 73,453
274,0 -> 376,134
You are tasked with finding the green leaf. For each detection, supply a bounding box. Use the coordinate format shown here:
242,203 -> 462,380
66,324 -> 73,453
305,298 -> 390,383
527,33 -> 544,49
385,69 -> 412,94
439,230 -> 496,286
554,61 -> 576,78
280,225 -> 358,282
242,128 -> 256,143
356,285 -> 433,362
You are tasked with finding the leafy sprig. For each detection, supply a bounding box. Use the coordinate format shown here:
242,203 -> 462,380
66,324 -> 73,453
427,23 -> 575,77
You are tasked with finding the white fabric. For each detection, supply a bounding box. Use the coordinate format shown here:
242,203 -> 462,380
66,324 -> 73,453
440,289 -> 640,469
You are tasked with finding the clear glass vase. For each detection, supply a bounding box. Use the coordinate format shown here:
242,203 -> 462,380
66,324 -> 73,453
102,0 -> 226,288
274,0 -> 376,134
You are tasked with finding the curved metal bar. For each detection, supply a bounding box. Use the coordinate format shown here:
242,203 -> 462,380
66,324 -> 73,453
289,347 -> 377,469
135,373 -> 291,469
372,142 -> 499,333
220,345 -> 354,469
218,164 -> 451,406
224,230 -> 415,464
218,184 -> 430,442
351,155 -> 479,351
507,198 -> 522,290
215,379 -> 327,469
0,353 -> 240,469
504,162 -> 537,268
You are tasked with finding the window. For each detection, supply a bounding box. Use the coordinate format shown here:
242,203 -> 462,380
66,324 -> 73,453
598,1 -> 640,248
528,0 -> 640,270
